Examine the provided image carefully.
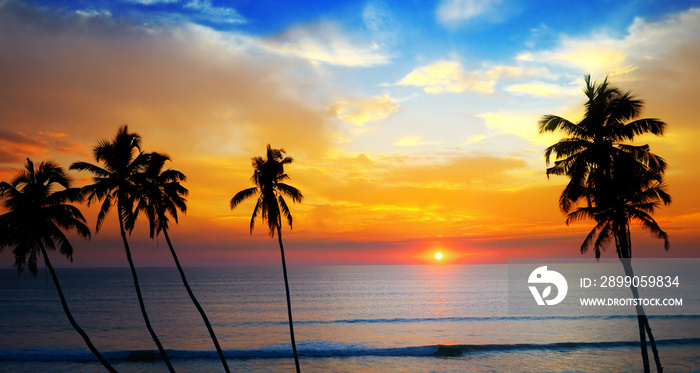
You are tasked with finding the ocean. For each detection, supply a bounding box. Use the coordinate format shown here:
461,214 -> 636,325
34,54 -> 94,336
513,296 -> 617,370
1,265 -> 699,372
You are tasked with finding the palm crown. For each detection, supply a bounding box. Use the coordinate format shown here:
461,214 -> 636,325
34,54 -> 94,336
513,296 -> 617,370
230,144 -> 303,236
70,125 -> 149,232
128,152 -> 188,237
566,155 -> 671,258
540,74 -> 667,213
0,159 -> 90,275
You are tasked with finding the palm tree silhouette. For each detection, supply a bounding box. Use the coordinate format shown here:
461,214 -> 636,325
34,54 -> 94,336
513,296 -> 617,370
70,126 -> 176,373
566,156 -> 670,259
230,144 -> 304,373
540,74 -> 667,213
566,155 -> 669,372
128,152 -> 231,373
541,75 -> 669,373
0,159 -> 117,373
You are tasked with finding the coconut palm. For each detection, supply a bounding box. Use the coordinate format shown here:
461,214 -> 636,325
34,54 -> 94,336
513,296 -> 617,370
128,152 -> 230,372
230,145 -> 303,373
567,155 -> 669,373
541,75 -> 669,373
70,126 -> 175,373
540,74 -> 667,213
0,159 -> 117,373
566,156 -> 670,259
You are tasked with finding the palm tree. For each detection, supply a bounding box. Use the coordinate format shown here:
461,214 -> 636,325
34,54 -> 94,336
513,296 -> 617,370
230,145 -> 304,373
128,152 -> 231,373
541,75 -> 669,373
566,156 -> 670,259
566,155 -> 669,373
540,74 -> 667,213
70,126 -> 176,373
0,159 -> 117,373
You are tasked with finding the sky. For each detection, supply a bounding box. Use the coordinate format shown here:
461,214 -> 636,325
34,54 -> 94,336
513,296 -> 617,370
1,0 -> 699,267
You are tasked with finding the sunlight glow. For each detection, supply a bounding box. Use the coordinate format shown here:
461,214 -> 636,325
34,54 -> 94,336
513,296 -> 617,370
435,252 -> 443,260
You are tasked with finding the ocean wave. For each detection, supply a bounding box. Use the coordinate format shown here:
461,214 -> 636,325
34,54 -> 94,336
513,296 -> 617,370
2,338 -> 699,362
257,314 -> 700,326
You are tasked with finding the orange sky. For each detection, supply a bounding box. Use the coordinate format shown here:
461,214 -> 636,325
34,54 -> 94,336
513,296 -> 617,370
1,1 -> 699,267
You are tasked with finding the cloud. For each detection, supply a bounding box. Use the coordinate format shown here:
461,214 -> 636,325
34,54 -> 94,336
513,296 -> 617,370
436,0 -> 502,26
517,38 -> 630,79
331,95 -> 400,126
464,135 -> 486,144
284,153 -> 562,250
123,0 -> 178,4
397,60 -> 495,94
485,65 -> 551,80
397,61 -> 551,94
258,22 -> 391,67
0,2 -> 337,158
0,130 -> 85,163
505,81 -> 579,97
478,112 -> 559,146
184,0 -> 245,24
394,136 -> 440,147
391,155 -> 526,187
517,8 -> 700,79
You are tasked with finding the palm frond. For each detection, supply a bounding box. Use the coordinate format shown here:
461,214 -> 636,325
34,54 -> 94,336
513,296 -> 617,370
538,115 -> 586,137
249,196 -> 263,233
277,183 -> 303,203
606,91 -> 643,126
630,210 -> 670,250
581,220 -> 606,255
616,144 -> 667,174
593,222 -> 614,259
230,187 -> 258,209
619,118 -> 666,139
544,139 -> 589,165
95,194 -> 113,233
69,161 -> 111,177
566,207 -> 595,225
279,195 -> 293,229
264,193 -> 281,237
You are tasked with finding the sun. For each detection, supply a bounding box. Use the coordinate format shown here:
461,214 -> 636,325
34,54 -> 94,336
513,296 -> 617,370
435,252 -> 443,260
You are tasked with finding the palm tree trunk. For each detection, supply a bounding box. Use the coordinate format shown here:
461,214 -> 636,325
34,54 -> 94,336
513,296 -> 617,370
40,246 -> 118,373
277,226 -> 301,373
636,315 -> 650,373
628,222 -> 663,373
617,227 -> 650,373
622,260 -> 651,373
162,228 -> 230,373
644,317 -> 663,372
619,224 -> 663,372
118,215 -> 176,373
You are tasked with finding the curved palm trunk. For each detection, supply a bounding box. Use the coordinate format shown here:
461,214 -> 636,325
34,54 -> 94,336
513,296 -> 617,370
162,228 -> 231,373
40,247 -> 118,373
118,215 -> 176,373
618,225 -> 662,373
645,317 -> 662,372
621,259 -> 650,373
277,226 -> 301,373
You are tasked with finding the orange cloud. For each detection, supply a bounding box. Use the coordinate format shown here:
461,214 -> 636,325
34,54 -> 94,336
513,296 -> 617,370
331,95 -> 400,126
